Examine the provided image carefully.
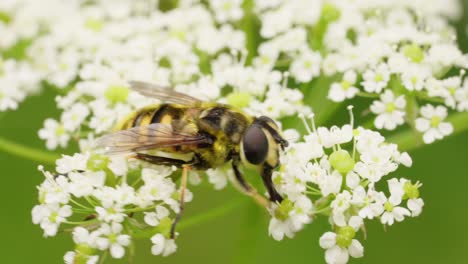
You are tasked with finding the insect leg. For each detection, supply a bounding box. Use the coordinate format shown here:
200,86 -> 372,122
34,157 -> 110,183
135,153 -> 192,167
232,162 -> 270,208
261,165 -> 283,203
170,165 -> 189,239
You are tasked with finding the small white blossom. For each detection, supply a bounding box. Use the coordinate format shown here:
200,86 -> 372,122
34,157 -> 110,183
370,90 -> 406,130
151,234 -> 177,257
415,104 -> 453,144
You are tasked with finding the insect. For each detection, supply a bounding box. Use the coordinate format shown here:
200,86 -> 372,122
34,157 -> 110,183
96,81 -> 288,238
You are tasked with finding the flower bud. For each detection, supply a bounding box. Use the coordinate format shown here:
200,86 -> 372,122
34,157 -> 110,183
329,150 -> 355,175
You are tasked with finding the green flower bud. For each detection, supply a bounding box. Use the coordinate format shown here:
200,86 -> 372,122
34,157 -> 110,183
274,199 -> 294,221
105,85 -> 129,104
336,226 -> 356,248
322,3 -> 341,23
403,44 -> 424,63
329,149 -> 355,175
403,181 -> 420,199
226,92 -> 252,108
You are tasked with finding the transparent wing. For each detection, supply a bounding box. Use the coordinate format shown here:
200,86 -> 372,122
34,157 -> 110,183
95,123 -> 211,155
129,81 -> 202,105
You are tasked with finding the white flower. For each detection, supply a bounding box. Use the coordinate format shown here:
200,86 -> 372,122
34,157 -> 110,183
38,119 -> 70,150
56,153 -> 89,174
95,223 -> 131,259
380,196 -> 411,226
37,175 -> 70,205
317,125 -> 353,148
317,170 -> 343,197
319,217 -> 364,264
415,104 -> 453,144
361,64 -> 390,93
331,191 -> 352,226
32,204 -> 72,237
370,90 -> 406,130
328,70 -> 359,102
401,65 -> 430,91
144,205 -> 170,227
290,49 -> 321,82
209,0 -> 243,23
151,234 -> 177,257
268,197 -> 313,241
61,103 -> 89,132
68,171 -> 105,197
95,204 -> 126,223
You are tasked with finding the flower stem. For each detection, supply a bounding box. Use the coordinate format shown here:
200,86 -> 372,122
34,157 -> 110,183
389,111 -> 468,151
0,136 -> 60,165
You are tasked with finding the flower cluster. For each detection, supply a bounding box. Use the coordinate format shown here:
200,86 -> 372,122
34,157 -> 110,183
3,0 -> 459,263
268,110 -> 423,263
33,153 -> 188,263
252,0 -> 468,144
0,0 -> 462,148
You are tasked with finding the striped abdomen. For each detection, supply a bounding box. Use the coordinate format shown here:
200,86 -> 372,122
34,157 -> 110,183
118,104 -> 191,130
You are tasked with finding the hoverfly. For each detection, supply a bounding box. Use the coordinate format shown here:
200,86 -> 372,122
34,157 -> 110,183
96,81 -> 288,238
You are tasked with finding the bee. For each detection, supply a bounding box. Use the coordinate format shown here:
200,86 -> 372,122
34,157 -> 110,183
96,81 -> 288,238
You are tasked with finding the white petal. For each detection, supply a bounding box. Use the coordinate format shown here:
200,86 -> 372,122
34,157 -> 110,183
439,122 -> 453,135
348,216 -> 363,231
117,235 -> 131,246
348,239 -> 364,258
144,212 -> 159,226
110,244 -> 125,259
319,232 -> 337,249
325,246 -> 349,264
381,212 -> 394,225
399,152 -> 412,167
415,118 -> 430,132
151,234 -> 165,255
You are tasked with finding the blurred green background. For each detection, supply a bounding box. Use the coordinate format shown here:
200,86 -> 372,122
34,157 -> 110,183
1,2 -> 468,264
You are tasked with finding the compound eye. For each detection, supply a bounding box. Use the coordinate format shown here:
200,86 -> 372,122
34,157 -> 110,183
242,125 -> 269,165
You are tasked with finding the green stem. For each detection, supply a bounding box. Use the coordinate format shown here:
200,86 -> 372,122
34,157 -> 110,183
389,111 -> 468,151
0,136 -> 60,165
239,0 -> 258,65
357,92 -> 380,99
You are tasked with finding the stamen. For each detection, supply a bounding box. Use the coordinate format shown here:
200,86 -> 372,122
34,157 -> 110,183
347,105 -> 355,128
298,113 -> 312,134
308,113 -> 317,133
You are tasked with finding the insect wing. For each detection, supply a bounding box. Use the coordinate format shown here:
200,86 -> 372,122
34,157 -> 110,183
129,81 -> 201,105
95,123 -> 210,154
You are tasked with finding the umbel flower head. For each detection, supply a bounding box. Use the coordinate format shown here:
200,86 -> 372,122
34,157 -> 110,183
267,108 -> 422,263
32,107 -> 424,264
